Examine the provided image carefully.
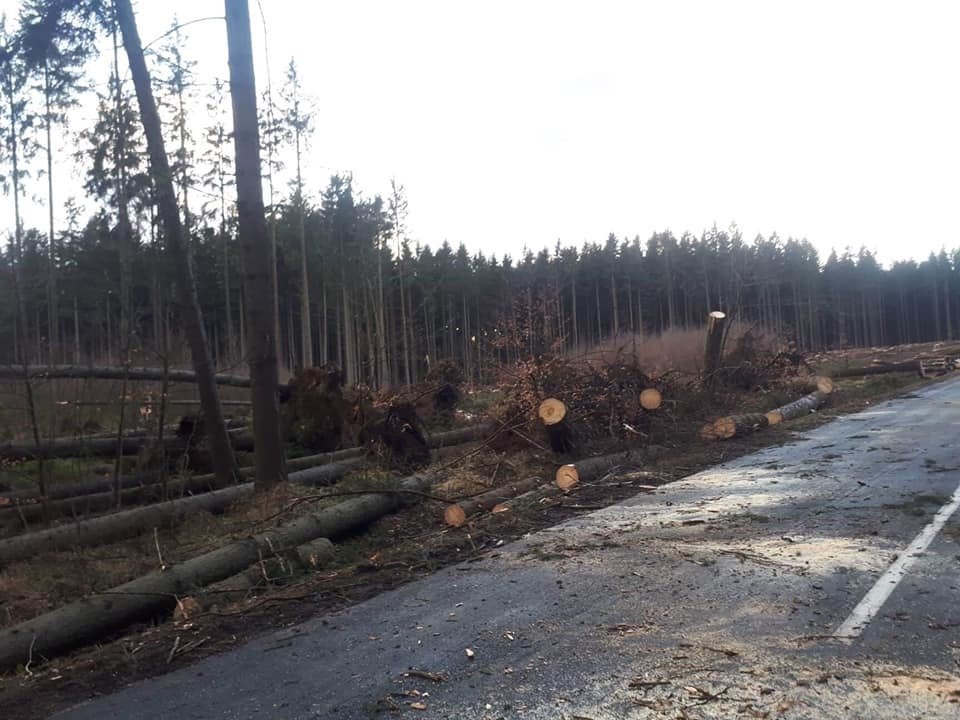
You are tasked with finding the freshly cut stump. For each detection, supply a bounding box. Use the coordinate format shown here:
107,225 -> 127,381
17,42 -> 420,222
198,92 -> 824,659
538,398 -> 567,425
539,398 -> 575,454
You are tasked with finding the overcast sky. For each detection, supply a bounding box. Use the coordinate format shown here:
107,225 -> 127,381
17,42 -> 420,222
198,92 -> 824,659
3,0 -> 958,266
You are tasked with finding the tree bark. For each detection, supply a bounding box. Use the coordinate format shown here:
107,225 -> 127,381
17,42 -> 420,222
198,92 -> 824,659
554,449 -> 651,491
764,390 -> 827,426
443,474 -> 547,527
228,0 -> 288,491
703,310 -> 728,382
115,0 -> 238,489
0,469 -> 437,671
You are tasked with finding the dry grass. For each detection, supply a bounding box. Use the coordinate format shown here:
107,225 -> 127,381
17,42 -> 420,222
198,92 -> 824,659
568,324 -> 782,377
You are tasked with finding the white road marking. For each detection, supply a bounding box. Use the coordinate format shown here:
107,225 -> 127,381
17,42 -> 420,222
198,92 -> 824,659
833,479 -> 960,640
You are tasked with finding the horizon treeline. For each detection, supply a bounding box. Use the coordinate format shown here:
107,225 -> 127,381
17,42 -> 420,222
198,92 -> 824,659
3,7 -> 959,390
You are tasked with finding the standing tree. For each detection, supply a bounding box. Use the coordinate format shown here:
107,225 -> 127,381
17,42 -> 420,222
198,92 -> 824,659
114,0 -> 238,488
279,58 -> 314,368
225,0 -> 286,491
153,17 -> 196,231
200,78 -> 237,362
19,0 -> 92,363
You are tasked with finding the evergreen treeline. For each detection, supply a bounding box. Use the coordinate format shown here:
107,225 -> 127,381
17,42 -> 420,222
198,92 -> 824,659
3,7 -> 959,391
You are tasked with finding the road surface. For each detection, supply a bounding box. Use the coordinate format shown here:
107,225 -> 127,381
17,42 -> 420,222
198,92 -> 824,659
57,380 -> 960,719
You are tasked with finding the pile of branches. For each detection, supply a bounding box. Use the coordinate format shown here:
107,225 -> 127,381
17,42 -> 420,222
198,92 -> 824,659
491,353 -> 670,451
711,330 -> 809,390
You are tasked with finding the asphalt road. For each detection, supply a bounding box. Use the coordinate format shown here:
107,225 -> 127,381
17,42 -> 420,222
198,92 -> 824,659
56,380 -> 960,719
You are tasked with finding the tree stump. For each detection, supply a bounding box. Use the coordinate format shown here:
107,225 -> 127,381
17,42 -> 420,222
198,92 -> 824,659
538,398 -> 575,454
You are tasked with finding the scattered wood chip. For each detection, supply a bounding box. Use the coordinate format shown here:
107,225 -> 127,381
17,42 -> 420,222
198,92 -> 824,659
465,648 -> 475,660
409,701 -> 427,710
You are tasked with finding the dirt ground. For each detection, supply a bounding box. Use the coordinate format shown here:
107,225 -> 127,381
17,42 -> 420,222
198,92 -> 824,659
0,357 -> 944,719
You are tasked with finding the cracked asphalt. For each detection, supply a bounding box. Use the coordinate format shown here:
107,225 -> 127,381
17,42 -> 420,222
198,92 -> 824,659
55,379 -> 960,719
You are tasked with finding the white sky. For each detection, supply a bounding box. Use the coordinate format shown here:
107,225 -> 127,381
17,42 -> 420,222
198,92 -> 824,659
3,0 -> 959,266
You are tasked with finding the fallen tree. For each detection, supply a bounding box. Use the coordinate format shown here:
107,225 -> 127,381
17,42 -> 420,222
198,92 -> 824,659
828,360 -> 922,379
700,388 -> 830,441
765,391 -> 829,426
1,446 -> 364,506
0,447 -> 367,528
0,470 -> 437,672
0,432 -> 255,463
0,364 -> 257,388
443,475 -> 546,527
0,425 -> 491,565
554,449 -> 649,491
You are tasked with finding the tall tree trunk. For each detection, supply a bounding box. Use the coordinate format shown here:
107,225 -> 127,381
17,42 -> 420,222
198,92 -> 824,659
225,0 -> 287,490
610,269 -> 619,337
944,279 -> 953,341
570,273 -> 578,348
43,63 -> 58,364
296,165 -> 312,368
116,0 -> 238,488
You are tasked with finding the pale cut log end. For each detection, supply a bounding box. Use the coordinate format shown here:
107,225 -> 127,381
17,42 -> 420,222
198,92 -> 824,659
708,310 -> 727,320
444,504 -> 467,527
639,388 -> 663,411
815,376 -> 835,395
491,503 -> 510,514
715,417 -> 736,440
699,422 -> 719,441
765,411 -> 784,426
538,398 -> 567,426
555,464 -> 579,491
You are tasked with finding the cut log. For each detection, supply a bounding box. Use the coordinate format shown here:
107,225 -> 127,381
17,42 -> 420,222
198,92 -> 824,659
0,426 -> 486,563
442,475 -> 546,527
538,399 -> 575,454
0,471 -> 436,671
703,311 -> 728,383
554,450 -> 648,491
703,388 -> 829,441
489,484 -> 560,515
699,413 -> 769,441
828,360 -> 922,379
555,464 -> 579,491
765,390 -> 828,426
639,388 -> 663,411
